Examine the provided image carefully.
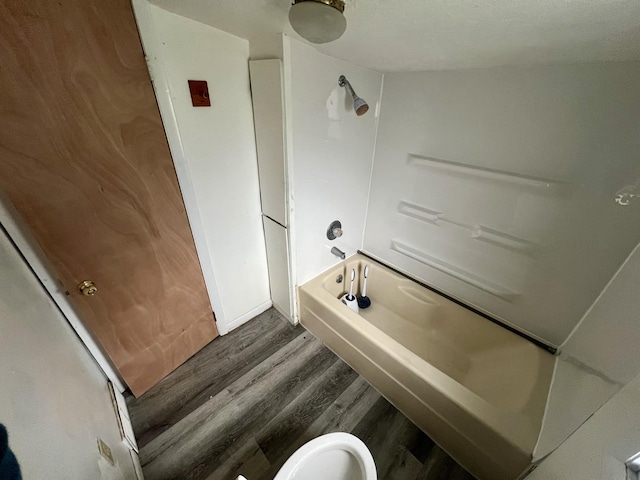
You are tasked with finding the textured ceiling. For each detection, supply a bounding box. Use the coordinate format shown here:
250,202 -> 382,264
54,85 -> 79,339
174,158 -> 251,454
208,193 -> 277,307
149,0 -> 640,71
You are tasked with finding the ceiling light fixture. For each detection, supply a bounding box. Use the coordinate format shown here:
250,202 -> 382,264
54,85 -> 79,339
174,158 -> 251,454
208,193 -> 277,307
289,0 -> 347,44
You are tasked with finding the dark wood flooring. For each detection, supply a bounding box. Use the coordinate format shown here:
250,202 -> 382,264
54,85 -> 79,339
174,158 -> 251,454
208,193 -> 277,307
126,308 -> 475,480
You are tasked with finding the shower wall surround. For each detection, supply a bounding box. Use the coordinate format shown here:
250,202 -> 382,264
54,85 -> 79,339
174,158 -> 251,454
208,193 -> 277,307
363,63 -> 640,346
283,37 -> 383,287
534,243 -> 640,458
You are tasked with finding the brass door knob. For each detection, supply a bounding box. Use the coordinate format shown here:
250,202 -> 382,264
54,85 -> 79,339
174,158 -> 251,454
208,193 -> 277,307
78,280 -> 98,296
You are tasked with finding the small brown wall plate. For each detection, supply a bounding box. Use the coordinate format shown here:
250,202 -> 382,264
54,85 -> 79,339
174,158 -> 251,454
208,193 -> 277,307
188,80 -> 211,107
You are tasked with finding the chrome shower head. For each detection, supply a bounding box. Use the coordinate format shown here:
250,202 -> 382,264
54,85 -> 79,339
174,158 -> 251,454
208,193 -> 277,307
338,75 -> 369,116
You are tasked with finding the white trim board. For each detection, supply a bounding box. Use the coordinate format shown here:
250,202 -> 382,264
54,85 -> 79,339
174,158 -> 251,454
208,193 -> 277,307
281,34 -> 299,324
226,300 -> 273,332
108,381 -> 139,453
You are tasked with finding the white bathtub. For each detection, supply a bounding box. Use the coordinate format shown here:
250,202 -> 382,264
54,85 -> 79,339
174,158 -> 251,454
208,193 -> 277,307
298,254 -> 554,480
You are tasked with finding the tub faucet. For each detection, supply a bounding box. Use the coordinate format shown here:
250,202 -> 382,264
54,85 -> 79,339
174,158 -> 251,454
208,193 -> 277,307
331,246 -> 346,260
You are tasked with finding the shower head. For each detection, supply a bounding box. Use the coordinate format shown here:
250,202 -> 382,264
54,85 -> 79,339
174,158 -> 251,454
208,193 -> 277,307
338,75 -> 369,116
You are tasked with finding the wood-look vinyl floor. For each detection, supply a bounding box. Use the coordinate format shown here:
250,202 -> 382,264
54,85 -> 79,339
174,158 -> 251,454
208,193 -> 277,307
126,308 -> 476,480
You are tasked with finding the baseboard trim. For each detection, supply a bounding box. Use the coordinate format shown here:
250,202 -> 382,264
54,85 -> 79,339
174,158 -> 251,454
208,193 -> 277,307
226,300 -> 273,333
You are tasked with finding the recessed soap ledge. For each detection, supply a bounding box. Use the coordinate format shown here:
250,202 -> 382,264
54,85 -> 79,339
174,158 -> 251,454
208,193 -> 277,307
298,254 -> 555,480
397,200 -> 542,255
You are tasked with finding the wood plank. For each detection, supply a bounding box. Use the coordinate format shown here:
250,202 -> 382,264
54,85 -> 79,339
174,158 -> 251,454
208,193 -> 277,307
253,376 -> 381,480
138,330 -> 314,463
384,446 -> 424,480
126,310 -> 302,448
141,331 -> 339,479
255,359 -> 359,462
204,435 -> 270,480
416,446 -> 463,480
301,375 -> 381,440
140,388 -> 240,480
357,400 -> 419,477
226,336 -> 337,428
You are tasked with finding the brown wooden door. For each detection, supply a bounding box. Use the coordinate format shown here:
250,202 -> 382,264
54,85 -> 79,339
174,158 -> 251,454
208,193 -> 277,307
0,0 -> 219,396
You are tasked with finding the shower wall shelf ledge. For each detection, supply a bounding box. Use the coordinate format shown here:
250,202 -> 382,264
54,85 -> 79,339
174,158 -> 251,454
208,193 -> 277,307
390,239 -> 519,300
471,224 -> 541,255
398,200 -> 443,225
398,200 -> 542,255
407,154 -> 565,193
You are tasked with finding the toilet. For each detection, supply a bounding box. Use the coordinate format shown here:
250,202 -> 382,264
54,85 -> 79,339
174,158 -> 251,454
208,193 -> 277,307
273,432 -> 376,480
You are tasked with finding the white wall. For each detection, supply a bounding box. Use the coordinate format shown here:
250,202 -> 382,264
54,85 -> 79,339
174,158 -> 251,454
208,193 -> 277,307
0,228 -> 138,480
364,62 -> 640,346
283,37 -> 384,286
534,243 -> 640,459
529,371 -> 640,480
133,2 -> 271,332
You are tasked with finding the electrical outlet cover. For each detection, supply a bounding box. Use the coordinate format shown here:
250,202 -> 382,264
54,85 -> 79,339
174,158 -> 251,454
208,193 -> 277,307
97,437 -> 114,466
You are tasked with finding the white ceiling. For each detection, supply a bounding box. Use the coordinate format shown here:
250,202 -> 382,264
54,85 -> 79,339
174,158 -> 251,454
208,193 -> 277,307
149,0 -> 640,72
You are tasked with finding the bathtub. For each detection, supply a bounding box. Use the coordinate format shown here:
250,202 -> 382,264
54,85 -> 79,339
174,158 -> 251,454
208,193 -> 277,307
298,254 -> 555,480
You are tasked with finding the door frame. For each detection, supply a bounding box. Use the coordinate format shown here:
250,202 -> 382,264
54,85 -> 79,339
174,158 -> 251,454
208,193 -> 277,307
131,0 -> 230,335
